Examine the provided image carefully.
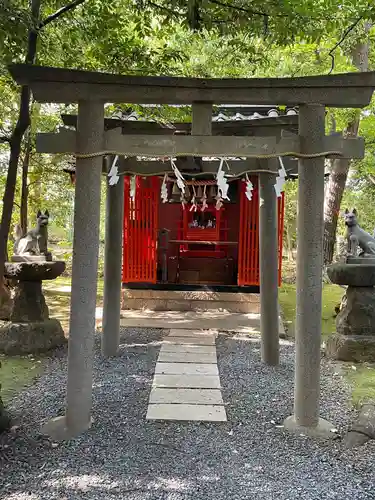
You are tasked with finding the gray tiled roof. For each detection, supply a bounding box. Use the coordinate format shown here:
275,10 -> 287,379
115,105 -> 298,123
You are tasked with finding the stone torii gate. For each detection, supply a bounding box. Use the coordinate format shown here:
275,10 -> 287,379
8,64 -> 375,440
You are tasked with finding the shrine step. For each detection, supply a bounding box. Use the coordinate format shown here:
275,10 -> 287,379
121,289 -> 260,313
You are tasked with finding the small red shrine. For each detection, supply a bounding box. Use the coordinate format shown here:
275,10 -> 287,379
122,174 -> 285,288
61,106 -> 290,290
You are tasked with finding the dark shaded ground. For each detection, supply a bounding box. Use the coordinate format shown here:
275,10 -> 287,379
1,329 -> 375,500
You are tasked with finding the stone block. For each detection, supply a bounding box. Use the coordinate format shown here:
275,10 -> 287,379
344,404 -> 375,448
164,299 -> 192,311
0,319 -> 66,355
149,388 -> 223,404
336,287 -> 375,336
168,328 -> 216,337
146,403 -> 227,421
159,344 -> 216,354
155,362 -> 219,376
153,374 -> 221,389
158,351 -> 217,363
325,333 -> 375,362
163,335 -> 215,345
120,289 -> 260,313
327,263 -> 375,286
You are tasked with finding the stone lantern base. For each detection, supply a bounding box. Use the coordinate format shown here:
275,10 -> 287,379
0,261 -> 67,355
326,263 -> 375,362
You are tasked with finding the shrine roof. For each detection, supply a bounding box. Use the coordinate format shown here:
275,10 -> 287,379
8,64 -> 375,107
60,106 -> 298,134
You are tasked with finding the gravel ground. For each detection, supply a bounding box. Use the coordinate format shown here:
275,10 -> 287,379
1,328 -> 375,500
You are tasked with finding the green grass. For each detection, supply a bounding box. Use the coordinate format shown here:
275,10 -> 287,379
1,277 -> 105,405
279,283 -> 344,338
279,282 -> 375,406
1,355 -> 43,404
346,364 -> 375,407
43,276 -> 104,297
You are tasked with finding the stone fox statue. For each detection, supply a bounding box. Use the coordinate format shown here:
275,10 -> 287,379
14,210 -> 50,257
344,208 -> 375,257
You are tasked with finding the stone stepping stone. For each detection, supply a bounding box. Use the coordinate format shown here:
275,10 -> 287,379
158,351 -> 217,364
168,328 -> 217,337
163,336 -> 215,346
146,328 -> 225,422
146,403 -> 227,422
149,388 -> 223,405
155,362 -> 219,376
160,344 -> 216,354
153,374 -> 221,389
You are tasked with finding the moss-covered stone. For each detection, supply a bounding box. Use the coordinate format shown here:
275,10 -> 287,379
326,333 -> 375,362
0,319 -> 66,355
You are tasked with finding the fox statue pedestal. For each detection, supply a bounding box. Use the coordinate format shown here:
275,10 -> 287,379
326,262 -> 375,362
0,261 -> 67,354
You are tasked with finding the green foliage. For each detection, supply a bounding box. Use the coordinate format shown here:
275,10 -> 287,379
284,180 -> 298,248
0,0 -> 375,263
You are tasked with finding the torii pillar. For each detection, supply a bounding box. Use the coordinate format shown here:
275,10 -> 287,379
102,156 -> 124,357
42,100 -> 104,439
284,104 -> 334,436
259,161 -> 279,366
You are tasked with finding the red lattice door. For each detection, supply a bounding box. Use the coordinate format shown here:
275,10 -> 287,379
122,176 -> 160,283
238,178 -> 285,286
238,177 -> 260,286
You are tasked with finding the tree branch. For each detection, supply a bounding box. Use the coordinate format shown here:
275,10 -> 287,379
328,17 -> 363,74
38,0 -> 88,30
208,0 -> 287,18
147,1 -> 181,17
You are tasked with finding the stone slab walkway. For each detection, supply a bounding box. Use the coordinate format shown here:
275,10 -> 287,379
146,328 -> 227,422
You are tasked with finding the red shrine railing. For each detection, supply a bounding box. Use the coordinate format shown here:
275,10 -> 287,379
122,176 -> 160,283
238,178 -> 285,286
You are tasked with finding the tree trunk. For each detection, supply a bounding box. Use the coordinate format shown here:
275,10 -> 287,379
20,131 -> 31,234
323,158 -> 350,264
0,0 -> 40,282
323,30 -> 370,265
0,1 -> 87,282
286,223 -> 294,261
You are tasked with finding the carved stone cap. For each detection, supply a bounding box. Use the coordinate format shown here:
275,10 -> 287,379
327,263 -> 375,287
4,261 -> 65,281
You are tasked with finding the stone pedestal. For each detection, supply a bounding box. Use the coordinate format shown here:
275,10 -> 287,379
0,261 -> 66,355
11,281 -> 49,322
326,263 -> 375,362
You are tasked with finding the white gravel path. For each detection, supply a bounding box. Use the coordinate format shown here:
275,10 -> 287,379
1,328 -> 375,500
